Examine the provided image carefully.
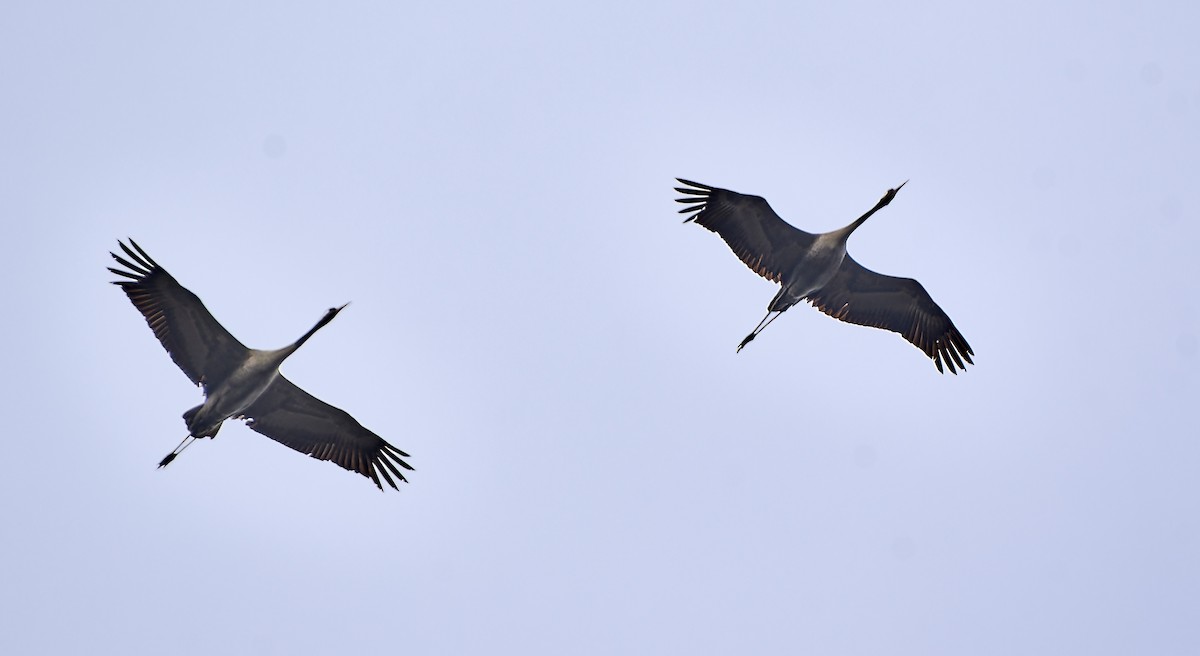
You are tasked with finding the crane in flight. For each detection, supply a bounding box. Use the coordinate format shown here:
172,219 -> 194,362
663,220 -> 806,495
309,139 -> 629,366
108,239 -> 413,490
675,179 -> 973,373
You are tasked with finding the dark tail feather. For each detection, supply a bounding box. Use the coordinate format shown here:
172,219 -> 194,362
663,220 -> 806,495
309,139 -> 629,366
182,404 -> 222,438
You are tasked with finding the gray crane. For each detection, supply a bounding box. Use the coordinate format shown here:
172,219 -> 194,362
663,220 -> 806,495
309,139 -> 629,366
109,239 -> 412,490
675,179 -> 973,373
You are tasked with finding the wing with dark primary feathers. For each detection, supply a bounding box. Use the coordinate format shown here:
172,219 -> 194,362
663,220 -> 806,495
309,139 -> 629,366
675,178 -> 816,283
108,239 -> 249,390
240,376 -> 413,490
806,255 -> 974,374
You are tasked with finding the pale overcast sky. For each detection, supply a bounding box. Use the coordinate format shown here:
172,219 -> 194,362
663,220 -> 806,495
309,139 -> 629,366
2,1 -> 1198,654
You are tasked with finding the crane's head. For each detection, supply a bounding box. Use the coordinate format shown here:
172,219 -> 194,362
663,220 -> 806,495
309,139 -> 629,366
852,181 -> 910,229
879,180 -> 908,207
316,302 -> 350,329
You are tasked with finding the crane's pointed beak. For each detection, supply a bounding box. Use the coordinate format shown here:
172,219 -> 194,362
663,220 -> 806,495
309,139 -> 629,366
878,180 -> 908,208
313,303 -> 350,332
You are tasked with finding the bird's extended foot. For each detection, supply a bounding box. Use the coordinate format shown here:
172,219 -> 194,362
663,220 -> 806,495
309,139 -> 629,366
737,333 -> 756,352
158,452 -> 177,468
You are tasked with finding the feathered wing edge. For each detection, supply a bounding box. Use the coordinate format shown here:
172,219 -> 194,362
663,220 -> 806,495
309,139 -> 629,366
108,239 -> 248,389
674,178 -> 816,284
807,255 -> 974,374
241,377 -> 414,491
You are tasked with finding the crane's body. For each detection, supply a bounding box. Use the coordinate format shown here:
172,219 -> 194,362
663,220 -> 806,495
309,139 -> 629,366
770,225 -> 856,311
179,308 -> 342,440
675,179 -> 973,373
109,239 -> 412,490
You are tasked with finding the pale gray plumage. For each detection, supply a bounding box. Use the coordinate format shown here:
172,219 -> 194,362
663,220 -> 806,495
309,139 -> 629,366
676,179 -> 973,373
109,239 -> 412,489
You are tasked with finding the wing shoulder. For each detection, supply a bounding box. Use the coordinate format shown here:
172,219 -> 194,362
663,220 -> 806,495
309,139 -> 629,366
675,179 -> 815,283
108,239 -> 248,387
807,255 -> 974,373
241,376 -> 413,491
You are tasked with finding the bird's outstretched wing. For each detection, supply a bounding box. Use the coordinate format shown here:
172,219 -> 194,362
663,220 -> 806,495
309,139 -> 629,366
240,376 -> 413,490
806,255 -> 974,374
109,239 -> 249,390
675,178 -> 816,283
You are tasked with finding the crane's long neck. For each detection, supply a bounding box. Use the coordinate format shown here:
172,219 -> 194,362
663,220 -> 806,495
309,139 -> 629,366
279,304 -> 348,359
830,201 -> 886,244
846,202 -> 883,233
838,181 -> 907,240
